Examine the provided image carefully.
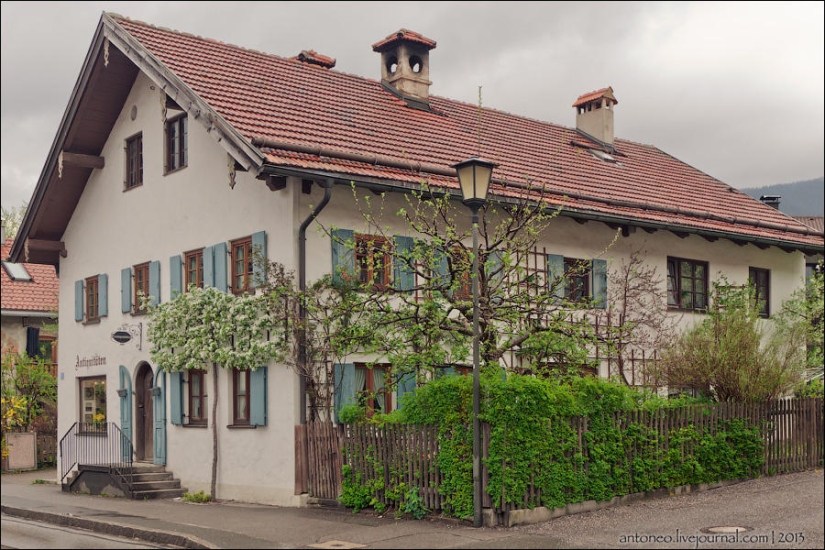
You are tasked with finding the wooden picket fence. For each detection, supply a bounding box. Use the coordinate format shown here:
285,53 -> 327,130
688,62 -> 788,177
295,397 -> 823,511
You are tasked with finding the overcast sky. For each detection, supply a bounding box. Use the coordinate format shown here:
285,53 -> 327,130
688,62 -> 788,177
2,1 -> 823,211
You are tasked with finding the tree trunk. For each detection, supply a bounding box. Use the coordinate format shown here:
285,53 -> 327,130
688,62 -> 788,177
211,362 -> 219,499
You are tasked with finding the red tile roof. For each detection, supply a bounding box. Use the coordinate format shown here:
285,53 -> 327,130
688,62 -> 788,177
792,216 -> 824,234
1,239 -> 59,314
291,50 -> 336,69
111,16 -> 822,250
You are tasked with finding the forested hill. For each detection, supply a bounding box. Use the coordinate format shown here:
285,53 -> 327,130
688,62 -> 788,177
740,177 -> 824,216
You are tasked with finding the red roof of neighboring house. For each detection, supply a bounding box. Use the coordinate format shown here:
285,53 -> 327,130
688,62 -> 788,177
1,239 -> 59,314
792,216 -> 824,234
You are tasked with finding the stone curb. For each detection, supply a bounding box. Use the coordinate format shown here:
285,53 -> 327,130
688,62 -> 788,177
1,504 -> 217,549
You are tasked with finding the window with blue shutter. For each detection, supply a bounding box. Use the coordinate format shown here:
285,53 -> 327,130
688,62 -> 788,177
213,242 -> 228,292
169,371 -> 184,425
98,273 -> 108,317
121,267 -> 132,313
393,235 -> 415,291
331,229 -> 355,286
251,231 -> 267,288
546,254 -> 566,300
333,363 -> 355,423
75,280 -> 84,321
170,255 -> 183,297
396,371 -> 416,410
591,259 -> 607,309
149,260 -> 161,306
250,366 -> 267,426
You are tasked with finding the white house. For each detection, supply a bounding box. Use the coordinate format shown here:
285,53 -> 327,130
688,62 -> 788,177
10,13 -> 823,506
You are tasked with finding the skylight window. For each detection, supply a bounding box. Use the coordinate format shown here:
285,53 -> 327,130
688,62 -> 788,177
2,260 -> 32,281
589,149 -> 617,163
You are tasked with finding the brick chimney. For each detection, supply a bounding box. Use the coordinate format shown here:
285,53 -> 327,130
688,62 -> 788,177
573,87 -> 618,150
759,195 -> 781,209
372,29 -> 436,110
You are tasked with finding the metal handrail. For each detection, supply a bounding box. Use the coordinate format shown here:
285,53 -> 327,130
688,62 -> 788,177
58,422 -> 134,490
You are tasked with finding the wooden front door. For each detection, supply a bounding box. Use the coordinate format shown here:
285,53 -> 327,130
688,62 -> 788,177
135,363 -> 154,461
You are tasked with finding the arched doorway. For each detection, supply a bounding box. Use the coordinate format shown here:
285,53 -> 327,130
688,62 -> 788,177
135,362 -> 154,461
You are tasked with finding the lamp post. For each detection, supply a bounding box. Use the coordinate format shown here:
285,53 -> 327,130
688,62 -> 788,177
452,157 -> 496,528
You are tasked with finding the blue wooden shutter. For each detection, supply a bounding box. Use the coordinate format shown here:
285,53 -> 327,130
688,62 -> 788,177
118,365 -> 133,462
251,231 -> 267,288
203,245 -> 215,288
393,235 -> 415,291
149,260 -> 161,306
396,371 -> 416,410
169,371 -> 184,425
331,229 -> 354,286
153,368 -> 166,465
250,366 -> 268,426
434,247 -> 449,290
121,267 -> 132,313
546,254 -> 565,300
213,242 -> 228,292
74,280 -> 84,321
98,273 -> 108,317
591,259 -> 607,309
170,255 -> 183,297
333,363 -> 355,423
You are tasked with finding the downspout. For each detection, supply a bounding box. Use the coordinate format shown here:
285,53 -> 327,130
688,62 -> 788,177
298,178 -> 334,424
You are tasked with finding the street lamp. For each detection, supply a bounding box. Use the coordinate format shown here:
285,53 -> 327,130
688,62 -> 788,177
452,157 -> 496,528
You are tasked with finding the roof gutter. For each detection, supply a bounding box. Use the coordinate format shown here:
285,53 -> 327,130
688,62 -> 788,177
250,137 -> 821,241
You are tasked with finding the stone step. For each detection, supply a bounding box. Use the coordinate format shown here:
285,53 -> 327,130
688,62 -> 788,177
130,479 -> 183,492
129,472 -> 175,483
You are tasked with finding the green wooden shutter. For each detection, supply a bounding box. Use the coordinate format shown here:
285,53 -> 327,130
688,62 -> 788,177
213,242 -> 228,292
396,371 -> 416,410
331,229 -> 355,286
149,260 -> 161,306
98,273 -> 108,317
170,255 -> 183,297
333,363 -> 355,423
152,369 -> 166,465
547,254 -> 565,300
250,366 -> 268,426
74,280 -> 84,321
592,259 -> 607,309
169,371 -> 183,425
118,365 -> 133,462
393,235 -> 415,291
121,268 -> 132,313
203,245 -> 215,288
251,231 -> 267,288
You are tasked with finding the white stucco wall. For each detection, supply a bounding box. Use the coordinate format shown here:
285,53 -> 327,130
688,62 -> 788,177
55,71 -> 809,507
57,72 -> 301,505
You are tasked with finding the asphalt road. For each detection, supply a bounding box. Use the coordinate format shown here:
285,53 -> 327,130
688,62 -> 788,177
0,514 -> 174,549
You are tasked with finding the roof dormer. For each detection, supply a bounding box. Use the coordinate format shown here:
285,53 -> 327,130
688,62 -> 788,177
573,87 -> 618,151
372,29 -> 436,111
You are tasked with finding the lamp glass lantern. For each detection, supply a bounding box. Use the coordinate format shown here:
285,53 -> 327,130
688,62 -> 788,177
453,158 -> 496,208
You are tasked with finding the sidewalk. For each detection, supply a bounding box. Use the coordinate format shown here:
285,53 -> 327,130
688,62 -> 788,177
0,468 -> 570,549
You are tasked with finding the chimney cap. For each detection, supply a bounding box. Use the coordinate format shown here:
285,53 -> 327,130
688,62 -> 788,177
372,29 -> 436,53
573,86 -> 617,108
291,49 -> 336,69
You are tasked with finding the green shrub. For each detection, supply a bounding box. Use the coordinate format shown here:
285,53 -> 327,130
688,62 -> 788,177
181,490 -> 211,503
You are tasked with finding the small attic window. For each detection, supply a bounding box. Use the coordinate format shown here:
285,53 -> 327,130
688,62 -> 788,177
589,149 -> 617,163
2,260 -> 32,281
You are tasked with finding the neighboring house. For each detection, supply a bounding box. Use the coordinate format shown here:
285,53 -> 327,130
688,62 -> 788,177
9,14 -> 824,506
791,216 -> 824,279
1,230 -> 59,374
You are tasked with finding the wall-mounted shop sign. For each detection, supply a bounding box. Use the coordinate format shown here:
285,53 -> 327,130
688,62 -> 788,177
111,323 -> 143,350
75,354 -> 107,369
